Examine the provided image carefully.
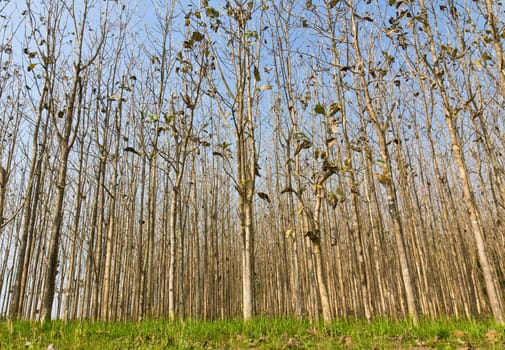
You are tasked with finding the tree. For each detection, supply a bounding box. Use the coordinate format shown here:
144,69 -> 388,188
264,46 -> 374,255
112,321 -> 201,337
201,0 -> 266,320
347,1 -> 418,324
31,0 -> 107,321
413,0 -> 503,325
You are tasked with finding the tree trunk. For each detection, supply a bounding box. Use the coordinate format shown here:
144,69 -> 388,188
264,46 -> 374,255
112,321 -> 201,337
349,5 -> 418,324
446,119 -> 504,325
40,144 -> 71,321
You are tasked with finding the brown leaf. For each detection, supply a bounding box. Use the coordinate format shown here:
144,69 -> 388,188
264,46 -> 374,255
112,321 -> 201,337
486,329 -> 500,343
451,330 -> 468,338
342,335 -> 353,346
281,187 -> 296,194
257,192 -> 271,203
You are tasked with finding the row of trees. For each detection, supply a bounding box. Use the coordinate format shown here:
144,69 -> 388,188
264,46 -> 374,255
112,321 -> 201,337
0,0 -> 504,324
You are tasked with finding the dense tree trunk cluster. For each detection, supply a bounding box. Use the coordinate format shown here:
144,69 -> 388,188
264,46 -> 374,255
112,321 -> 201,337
0,0 -> 504,324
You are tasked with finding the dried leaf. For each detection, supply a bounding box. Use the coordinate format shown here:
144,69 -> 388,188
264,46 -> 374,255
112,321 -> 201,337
257,192 -> 271,203
212,151 -> 226,159
486,329 -> 499,343
280,187 -> 296,194
326,137 -> 338,148
342,335 -> 353,346
124,147 -> 141,156
375,172 -> 392,185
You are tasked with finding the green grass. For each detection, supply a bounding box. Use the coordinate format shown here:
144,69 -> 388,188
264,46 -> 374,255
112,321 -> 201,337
0,317 -> 503,349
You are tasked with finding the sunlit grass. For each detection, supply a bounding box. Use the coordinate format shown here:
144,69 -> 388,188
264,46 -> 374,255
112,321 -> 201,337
0,316 -> 503,349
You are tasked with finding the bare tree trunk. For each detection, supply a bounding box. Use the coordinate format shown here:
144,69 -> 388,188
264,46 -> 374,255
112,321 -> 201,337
63,135 -> 88,320
168,186 -> 178,319
349,4 -> 418,324
309,175 -> 333,323
9,66 -> 50,319
417,0 -> 504,324
41,142 -> 72,321
484,0 -> 505,100
447,121 -> 504,325
41,70 -> 83,321
0,166 -> 6,231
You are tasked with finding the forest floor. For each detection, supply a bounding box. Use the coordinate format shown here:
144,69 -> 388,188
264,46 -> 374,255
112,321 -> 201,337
0,317 -> 503,349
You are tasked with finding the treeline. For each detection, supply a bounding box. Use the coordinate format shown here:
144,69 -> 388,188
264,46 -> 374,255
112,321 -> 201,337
0,0 -> 504,324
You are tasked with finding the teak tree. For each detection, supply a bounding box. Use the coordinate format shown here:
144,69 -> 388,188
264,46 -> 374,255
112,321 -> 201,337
202,0 -> 265,320
24,0 -> 108,322
414,0 -> 504,325
1,0 -> 505,325
347,1 -> 418,324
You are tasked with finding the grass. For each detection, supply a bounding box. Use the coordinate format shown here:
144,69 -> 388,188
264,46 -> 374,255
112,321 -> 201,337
0,317 -> 503,349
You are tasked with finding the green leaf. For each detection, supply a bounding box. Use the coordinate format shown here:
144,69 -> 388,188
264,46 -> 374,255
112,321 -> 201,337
314,104 -> 326,115
147,114 -> 160,121
295,139 -> 312,156
336,186 -> 345,198
375,172 -> 392,185
329,0 -> 339,8
295,132 -> 309,140
473,60 -> 482,69
482,52 -> 492,61
191,31 -> 204,42
327,102 -> 341,116
245,31 -> 259,40
206,6 -> 219,18
254,65 -> 261,81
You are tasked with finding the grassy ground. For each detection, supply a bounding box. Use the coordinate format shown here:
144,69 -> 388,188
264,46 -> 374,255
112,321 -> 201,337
0,317 -> 503,349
